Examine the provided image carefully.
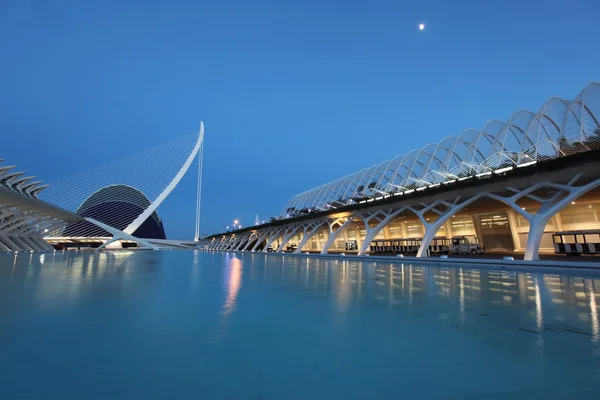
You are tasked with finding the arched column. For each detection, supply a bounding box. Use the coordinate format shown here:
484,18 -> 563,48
224,234 -> 242,250
231,232 -> 251,251
0,235 -> 21,252
321,215 -> 357,254
263,227 -> 286,253
221,236 -> 233,250
294,220 -> 327,253
10,236 -> 32,252
489,174 -> 600,260
276,225 -> 303,252
251,228 -> 274,252
242,232 -> 259,251
20,236 -> 42,251
357,208 -> 408,255
411,195 -> 482,257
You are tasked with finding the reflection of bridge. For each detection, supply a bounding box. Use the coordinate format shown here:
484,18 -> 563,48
199,83 -> 600,261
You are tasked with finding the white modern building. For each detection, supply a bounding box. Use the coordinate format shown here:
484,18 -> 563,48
199,82 -> 600,261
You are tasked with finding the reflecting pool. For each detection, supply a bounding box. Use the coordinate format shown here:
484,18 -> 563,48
1,251 -> 600,399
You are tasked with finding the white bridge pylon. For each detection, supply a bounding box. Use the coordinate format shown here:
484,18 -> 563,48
40,123 -> 205,248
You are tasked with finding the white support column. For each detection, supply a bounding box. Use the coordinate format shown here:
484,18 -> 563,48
354,227 -> 364,251
472,215 -> 484,248
276,225 -> 303,252
295,220 -> 327,253
32,237 -> 55,252
554,212 -> 564,232
505,209 -> 522,251
242,232 -> 259,251
263,227 -> 286,253
357,208 -> 408,255
212,237 -> 225,250
0,239 -> 10,252
321,215 -> 357,255
213,237 -> 224,250
222,235 -> 237,250
228,232 -> 246,251
444,220 -> 453,239
251,229 -> 273,252
232,232 -> 251,251
230,233 -> 249,250
216,236 -> 229,250
489,175 -> 600,261
0,235 -> 21,252
412,195 -> 483,258
20,236 -> 42,251
11,236 -> 33,252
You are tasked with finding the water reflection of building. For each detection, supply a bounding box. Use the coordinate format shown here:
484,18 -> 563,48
254,257 -> 600,346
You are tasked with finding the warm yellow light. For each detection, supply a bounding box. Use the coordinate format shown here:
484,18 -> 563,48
234,219 -> 239,224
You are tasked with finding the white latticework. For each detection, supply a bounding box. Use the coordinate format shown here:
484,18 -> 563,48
40,126 -> 203,238
282,82 -> 600,216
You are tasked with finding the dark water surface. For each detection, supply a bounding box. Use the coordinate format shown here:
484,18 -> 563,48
1,251 -> 600,399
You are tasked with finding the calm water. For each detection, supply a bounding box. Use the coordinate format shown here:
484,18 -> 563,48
1,251 -> 600,399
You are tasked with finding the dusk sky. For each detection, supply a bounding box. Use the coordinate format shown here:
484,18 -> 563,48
1,0 -> 599,239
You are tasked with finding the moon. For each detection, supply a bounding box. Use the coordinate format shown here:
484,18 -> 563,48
419,23 -> 425,31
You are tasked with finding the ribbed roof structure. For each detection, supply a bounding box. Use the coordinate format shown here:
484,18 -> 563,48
0,159 -> 49,199
282,82 -> 600,217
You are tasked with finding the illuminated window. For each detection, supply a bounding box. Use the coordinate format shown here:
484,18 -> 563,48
406,219 -> 422,235
480,213 -> 509,230
561,203 -> 598,225
451,216 -> 474,234
388,226 -> 402,236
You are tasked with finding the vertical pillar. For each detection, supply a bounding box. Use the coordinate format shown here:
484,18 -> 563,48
444,220 -> 453,239
505,209 -> 522,252
383,225 -> 392,239
354,227 -> 363,252
400,220 -> 408,238
472,215 -> 485,248
554,212 -> 563,232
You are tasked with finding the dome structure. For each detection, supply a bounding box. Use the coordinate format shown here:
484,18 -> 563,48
63,184 -> 166,239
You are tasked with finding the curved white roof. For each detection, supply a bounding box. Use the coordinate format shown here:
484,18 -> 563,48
282,82 -> 600,216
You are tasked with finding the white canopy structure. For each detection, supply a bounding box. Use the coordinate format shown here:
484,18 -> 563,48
282,82 -> 600,217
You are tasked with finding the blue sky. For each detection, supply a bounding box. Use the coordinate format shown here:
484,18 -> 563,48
1,0 -> 599,239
